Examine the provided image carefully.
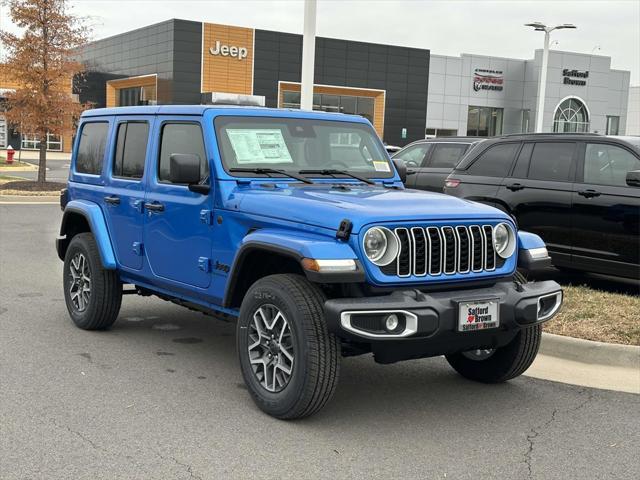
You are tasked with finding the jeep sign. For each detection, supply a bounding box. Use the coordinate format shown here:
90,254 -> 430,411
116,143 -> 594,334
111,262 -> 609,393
209,40 -> 248,60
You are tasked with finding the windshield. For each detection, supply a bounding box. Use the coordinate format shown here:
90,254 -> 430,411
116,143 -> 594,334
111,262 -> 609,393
215,116 -> 394,179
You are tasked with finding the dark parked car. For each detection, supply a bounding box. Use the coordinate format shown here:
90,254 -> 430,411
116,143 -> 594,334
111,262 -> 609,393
392,137 -> 484,192
444,133 -> 640,279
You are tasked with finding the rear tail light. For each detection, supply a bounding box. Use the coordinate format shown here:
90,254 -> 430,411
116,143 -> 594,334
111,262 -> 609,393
445,179 -> 461,188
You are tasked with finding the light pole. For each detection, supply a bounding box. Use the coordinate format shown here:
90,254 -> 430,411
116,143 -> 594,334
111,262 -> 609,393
300,0 -> 317,111
525,22 -> 577,132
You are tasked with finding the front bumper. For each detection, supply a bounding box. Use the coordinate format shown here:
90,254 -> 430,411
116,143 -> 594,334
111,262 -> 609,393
324,279 -> 562,363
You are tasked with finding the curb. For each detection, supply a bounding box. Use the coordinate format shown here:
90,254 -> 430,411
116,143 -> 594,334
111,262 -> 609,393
540,332 -> 640,368
0,195 -> 60,204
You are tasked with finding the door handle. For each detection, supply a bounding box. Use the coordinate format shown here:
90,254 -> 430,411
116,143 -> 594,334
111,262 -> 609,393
407,169 -> 417,176
578,189 -> 601,198
144,202 -> 165,212
506,183 -> 525,191
104,195 -> 120,205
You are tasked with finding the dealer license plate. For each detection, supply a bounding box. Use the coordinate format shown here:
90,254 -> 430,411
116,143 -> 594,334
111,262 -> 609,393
458,299 -> 499,332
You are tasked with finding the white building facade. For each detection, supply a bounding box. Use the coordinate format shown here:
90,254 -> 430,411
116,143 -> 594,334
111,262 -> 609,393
626,86 -> 640,135
427,50 -> 631,137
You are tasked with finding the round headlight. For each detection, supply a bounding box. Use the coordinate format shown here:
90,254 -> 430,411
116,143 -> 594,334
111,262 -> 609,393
363,227 -> 399,266
493,223 -> 516,259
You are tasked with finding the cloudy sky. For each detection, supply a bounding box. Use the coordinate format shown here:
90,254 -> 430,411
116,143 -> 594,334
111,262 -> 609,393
2,0 -> 640,83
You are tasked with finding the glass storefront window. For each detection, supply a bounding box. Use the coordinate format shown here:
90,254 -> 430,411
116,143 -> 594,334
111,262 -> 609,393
0,116 -> 7,148
606,116 -> 620,135
118,85 -> 156,106
467,106 -> 503,137
521,109 -> 530,133
281,90 -> 376,125
553,98 -> 589,133
21,133 -> 63,151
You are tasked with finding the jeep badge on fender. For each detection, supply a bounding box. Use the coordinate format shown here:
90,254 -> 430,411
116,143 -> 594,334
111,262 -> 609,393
56,104 -> 562,419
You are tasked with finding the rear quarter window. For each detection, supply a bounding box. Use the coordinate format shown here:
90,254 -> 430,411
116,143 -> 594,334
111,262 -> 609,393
76,122 -> 109,175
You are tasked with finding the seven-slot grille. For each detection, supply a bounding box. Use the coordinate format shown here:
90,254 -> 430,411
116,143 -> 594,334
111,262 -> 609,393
380,225 -> 497,277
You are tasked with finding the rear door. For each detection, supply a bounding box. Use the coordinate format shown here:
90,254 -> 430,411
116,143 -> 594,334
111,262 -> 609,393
415,142 -> 471,192
143,117 -> 213,289
458,142 -> 520,203
498,141 -> 576,262
102,117 -> 152,270
392,142 -> 432,188
570,141 -> 640,276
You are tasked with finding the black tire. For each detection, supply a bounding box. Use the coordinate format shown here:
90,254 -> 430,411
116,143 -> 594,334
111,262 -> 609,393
445,324 -> 542,383
63,232 -> 122,330
236,274 -> 340,419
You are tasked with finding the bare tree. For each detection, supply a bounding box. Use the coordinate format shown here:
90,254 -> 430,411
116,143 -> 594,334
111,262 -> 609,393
0,0 -> 89,184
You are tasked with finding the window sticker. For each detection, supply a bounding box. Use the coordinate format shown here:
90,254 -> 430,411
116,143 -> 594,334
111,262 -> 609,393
372,160 -> 391,172
226,129 -> 293,164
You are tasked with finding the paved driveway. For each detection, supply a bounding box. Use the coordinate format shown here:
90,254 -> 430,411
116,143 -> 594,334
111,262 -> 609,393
1,204 -> 638,480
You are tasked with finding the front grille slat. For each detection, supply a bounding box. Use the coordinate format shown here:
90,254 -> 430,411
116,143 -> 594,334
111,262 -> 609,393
380,224 -> 501,278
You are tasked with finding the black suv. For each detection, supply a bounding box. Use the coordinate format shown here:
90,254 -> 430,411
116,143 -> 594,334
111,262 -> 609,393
392,137 -> 483,192
444,134 -> 640,279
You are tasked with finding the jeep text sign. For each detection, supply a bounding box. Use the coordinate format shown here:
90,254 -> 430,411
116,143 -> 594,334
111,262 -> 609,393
210,40 -> 248,60
473,68 -> 504,92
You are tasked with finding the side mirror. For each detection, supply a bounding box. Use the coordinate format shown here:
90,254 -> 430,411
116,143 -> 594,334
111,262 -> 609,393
626,170 -> 640,187
392,158 -> 407,183
169,153 -> 209,193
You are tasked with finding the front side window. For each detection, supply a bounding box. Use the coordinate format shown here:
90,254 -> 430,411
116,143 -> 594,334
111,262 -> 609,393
113,122 -> 149,179
428,143 -> 469,168
393,143 -> 431,167
76,122 -> 109,175
215,116 -> 392,179
528,142 -> 575,182
584,143 -> 640,187
466,143 -> 518,177
158,123 -> 208,183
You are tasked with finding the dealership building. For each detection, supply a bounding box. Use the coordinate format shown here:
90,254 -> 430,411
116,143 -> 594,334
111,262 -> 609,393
0,18 -> 636,152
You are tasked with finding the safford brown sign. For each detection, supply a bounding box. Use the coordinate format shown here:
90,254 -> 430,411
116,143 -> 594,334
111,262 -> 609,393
562,69 -> 588,86
473,68 -> 504,92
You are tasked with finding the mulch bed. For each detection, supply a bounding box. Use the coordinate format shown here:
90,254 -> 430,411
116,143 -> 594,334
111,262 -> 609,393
0,180 -> 67,192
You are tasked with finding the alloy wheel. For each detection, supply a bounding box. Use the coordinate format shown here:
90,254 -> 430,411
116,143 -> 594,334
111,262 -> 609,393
69,253 -> 91,312
247,304 -> 295,392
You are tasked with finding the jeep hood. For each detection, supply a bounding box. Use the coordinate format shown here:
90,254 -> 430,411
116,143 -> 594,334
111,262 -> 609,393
228,183 -> 507,234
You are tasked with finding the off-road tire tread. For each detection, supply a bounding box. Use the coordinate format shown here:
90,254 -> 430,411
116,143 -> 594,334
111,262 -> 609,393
240,274 -> 340,419
445,324 -> 542,383
64,233 -> 122,330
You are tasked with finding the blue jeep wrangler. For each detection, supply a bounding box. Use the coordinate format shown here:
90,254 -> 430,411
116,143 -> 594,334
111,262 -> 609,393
57,105 -> 562,419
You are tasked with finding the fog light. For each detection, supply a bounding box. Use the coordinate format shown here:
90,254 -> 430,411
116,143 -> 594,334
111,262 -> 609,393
385,313 -> 400,331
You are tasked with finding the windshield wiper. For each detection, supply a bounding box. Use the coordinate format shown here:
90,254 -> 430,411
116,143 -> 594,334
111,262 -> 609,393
298,169 -> 376,185
229,167 -> 314,184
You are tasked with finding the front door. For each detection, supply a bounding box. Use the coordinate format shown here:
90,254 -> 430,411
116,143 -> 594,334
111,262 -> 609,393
571,141 -> 640,276
392,142 -> 432,188
143,118 -> 213,289
102,117 -> 151,270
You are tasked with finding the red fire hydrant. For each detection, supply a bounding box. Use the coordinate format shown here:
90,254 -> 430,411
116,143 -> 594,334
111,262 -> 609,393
6,146 -> 15,164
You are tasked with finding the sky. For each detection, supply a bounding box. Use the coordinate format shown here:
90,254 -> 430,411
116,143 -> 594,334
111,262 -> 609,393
2,0 -> 639,84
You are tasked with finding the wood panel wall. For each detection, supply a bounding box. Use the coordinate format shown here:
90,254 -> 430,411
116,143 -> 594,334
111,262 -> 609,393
201,23 -> 254,95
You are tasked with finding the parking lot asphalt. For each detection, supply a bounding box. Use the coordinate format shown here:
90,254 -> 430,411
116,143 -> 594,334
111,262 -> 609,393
1,204 -> 639,480
5,157 -> 70,182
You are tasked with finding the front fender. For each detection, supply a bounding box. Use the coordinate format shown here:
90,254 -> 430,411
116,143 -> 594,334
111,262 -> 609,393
517,231 -> 552,271
239,229 -> 358,260
223,229 -> 363,307
60,200 -> 117,269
